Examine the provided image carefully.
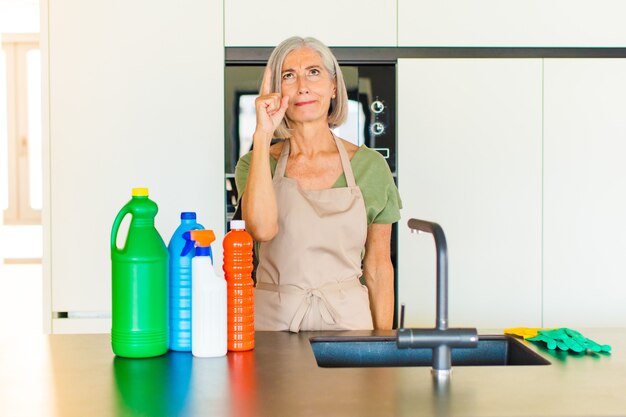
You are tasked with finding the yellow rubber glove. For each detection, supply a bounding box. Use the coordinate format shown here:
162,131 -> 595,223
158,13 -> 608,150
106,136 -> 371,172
504,327 -> 551,339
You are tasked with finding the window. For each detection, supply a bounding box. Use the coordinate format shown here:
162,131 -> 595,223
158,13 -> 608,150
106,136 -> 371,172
1,33 -> 41,225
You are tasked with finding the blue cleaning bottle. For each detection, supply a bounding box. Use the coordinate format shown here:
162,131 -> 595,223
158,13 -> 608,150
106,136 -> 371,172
167,212 -> 204,351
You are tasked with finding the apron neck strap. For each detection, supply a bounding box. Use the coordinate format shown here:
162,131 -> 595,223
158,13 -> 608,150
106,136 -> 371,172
332,132 -> 357,187
274,131 -> 357,187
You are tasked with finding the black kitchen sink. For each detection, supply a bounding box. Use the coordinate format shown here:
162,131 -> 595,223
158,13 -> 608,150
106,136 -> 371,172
310,335 -> 550,367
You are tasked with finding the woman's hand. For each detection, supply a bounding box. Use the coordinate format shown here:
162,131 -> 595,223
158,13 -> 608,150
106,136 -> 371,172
255,67 -> 290,141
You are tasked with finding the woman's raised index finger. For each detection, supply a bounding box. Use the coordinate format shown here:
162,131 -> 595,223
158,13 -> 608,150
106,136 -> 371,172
261,67 -> 273,95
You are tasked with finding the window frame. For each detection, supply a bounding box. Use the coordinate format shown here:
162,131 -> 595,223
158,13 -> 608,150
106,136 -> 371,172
2,33 -> 41,225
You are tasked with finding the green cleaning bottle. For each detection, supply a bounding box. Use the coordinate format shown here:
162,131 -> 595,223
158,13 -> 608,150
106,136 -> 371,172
111,188 -> 169,358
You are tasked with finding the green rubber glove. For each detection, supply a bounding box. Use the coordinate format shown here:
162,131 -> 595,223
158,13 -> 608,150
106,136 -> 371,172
528,328 -> 611,353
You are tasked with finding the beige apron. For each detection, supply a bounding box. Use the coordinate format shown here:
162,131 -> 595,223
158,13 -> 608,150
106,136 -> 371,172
255,133 -> 374,332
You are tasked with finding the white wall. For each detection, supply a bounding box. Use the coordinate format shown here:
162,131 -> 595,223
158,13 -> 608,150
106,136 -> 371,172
399,0 -> 626,47
543,59 -> 626,327
397,57 -> 626,329
44,0 -> 224,332
397,59 -> 543,328
224,0 -> 396,47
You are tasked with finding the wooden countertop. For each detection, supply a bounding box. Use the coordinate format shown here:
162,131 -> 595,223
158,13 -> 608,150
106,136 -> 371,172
1,329 -> 625,417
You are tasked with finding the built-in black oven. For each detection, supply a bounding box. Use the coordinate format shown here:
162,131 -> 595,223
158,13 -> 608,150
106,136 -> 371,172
224,53 -> 398,323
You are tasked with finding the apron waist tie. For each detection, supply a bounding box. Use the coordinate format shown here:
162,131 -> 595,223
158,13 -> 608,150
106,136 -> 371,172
256,278 -> 363,333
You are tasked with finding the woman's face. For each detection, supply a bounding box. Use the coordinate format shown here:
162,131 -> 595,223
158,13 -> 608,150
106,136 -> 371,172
280,47 -> 337,126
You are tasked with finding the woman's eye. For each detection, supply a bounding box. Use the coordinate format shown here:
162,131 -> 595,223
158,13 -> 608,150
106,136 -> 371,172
282,72 -> 294,80
309,68 -> 321,76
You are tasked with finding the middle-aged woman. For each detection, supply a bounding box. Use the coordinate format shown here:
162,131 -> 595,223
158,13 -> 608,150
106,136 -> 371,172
234,36 -> 402,332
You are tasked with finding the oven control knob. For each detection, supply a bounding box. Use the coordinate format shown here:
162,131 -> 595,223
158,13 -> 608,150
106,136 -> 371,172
371,100 -> 385,114
371,122 -> 385,136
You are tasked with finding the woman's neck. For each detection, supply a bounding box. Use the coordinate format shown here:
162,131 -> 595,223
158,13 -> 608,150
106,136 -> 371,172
288,121 -> 335,157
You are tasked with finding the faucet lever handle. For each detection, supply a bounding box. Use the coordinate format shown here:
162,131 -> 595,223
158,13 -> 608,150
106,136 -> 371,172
400,303 -> 406,329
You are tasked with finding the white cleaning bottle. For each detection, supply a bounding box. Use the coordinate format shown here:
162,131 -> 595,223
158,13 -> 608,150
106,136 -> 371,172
184,229 -> 227,357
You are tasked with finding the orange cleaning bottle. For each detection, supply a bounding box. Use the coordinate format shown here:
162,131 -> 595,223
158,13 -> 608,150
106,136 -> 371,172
223,220 -> 254,351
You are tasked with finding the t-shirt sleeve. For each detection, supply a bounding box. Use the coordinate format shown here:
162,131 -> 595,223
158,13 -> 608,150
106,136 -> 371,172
234,151 -> 252,207
354,148 -> 402,225
372,174 -> 402,224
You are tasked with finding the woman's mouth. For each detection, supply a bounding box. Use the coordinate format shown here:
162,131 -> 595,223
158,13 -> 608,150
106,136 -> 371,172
295,100 -> 316,107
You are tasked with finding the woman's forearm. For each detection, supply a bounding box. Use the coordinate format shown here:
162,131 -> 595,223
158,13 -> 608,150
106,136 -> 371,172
363,223 -> 395,330
242,65 -> 290,242
364,260 -> 395,329
241,134 -> 278,242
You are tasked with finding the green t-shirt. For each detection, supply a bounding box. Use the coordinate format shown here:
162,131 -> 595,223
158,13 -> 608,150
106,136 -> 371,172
234,144 -> 402,225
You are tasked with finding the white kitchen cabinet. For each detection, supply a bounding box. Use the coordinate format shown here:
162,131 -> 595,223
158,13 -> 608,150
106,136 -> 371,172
543,59 -> 626,327
44,0 -> 225,333
398,0 -> 626,47
224,0 -> 396,47
397,59 -> 543,328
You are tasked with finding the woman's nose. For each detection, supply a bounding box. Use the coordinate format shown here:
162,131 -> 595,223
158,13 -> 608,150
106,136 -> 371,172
297,78 -> 309,94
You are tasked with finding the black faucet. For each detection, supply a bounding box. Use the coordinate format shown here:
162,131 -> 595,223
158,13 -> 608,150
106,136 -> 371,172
397,219 -> 479,379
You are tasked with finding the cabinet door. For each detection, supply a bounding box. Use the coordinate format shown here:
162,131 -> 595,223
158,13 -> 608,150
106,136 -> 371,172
397,59 -> 542,328
225,0 -> 396,47
398,0 -> 626,47
47,0 -> 224,332
543,59 -> 626,327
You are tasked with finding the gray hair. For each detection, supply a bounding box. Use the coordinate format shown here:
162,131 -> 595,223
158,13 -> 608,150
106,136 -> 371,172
264,36 -> 348,139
